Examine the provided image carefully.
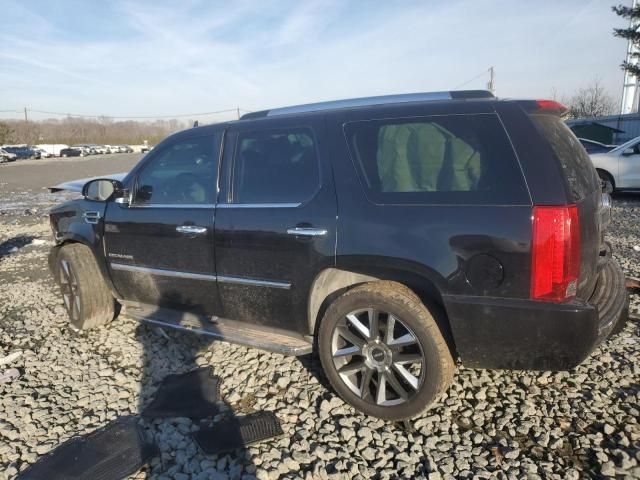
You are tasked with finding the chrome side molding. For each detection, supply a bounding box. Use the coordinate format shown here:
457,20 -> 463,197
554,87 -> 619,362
110,263 -> 217,281
217,275 -> 291,289
109,263 -> 290,288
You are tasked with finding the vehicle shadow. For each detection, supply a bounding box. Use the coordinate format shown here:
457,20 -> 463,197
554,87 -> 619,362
132,293 -> 256,479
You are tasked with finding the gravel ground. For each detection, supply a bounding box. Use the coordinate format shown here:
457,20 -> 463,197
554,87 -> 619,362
0,157 -> 639,479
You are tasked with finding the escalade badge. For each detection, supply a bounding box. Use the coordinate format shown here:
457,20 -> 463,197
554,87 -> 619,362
108,253 -> 134,260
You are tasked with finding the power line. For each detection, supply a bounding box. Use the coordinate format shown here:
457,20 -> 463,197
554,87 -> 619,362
452,68 -> 492,91
28,108 -> 245,119
0,107 -> 253,119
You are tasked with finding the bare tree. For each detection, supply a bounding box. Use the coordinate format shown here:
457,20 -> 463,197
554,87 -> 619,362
0,122 -> 15,144
565,80 -> 617,119
1,117 -> 189,145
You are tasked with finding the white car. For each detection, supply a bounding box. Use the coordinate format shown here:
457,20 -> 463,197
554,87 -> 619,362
105,145 -> 121,153
590,136 -> 640,191
0,148 -> 17,162
36,148 -> 52,158
92,145 -> 108,154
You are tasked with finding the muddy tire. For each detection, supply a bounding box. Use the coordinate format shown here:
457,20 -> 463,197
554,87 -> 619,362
55,243 -> 115,331
318,281 -> 454,420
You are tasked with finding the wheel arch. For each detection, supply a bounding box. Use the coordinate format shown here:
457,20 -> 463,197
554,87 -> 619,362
595,168 -> 616,190
307,263 -> 456,356
49,235 -> 120,301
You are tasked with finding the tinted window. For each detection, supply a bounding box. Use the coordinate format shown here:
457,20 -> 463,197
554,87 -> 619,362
344,114 -> 529,205
530,115 -> 599,201
135,134 -> 218,205
232,128 -> 319,204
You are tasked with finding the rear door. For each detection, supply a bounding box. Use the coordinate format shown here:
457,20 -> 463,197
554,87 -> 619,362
214,116 -> 336,335
104,131 -> 222,314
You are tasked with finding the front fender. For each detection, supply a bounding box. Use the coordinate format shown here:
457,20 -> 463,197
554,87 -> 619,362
48,199 -> 118,298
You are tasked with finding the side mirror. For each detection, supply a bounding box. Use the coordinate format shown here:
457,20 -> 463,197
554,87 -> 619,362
622,148 -> 635,156
82,179 -> 124,202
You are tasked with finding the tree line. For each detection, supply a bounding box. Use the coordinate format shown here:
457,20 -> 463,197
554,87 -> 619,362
0,116 -> 191,146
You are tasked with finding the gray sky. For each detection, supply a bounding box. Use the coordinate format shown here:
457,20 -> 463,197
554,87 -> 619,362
0,0 -> 630,121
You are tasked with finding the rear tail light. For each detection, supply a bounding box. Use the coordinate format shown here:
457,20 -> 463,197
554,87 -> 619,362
530,205 -> 580,302
535,99 -> 568,114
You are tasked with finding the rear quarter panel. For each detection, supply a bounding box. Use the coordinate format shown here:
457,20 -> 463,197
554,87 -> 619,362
326,101 -> 534,299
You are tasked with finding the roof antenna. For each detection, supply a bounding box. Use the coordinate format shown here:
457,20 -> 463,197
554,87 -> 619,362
193,120 -> 199,127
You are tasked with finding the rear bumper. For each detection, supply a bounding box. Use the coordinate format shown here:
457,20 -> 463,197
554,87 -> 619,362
444,259 -> 629,370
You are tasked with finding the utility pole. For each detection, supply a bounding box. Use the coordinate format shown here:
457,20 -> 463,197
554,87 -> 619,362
24,107 -> 28,122
487,67 -> 495,94
237,107 -> 241,120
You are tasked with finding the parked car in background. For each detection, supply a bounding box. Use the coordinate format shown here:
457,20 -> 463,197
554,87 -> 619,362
59,148 -> 82,158
48,91 -> 627,420
579,138 -> 616,154
2,145 -> 41,159
35,148 -> 53,158
71,145 -> 94,156
73,144 -> 97,155
36,144 -> 69,157
0,148 -> 17,162
91,145 -> 109,154
117,145 -> 133,153
590,135 -> 640,191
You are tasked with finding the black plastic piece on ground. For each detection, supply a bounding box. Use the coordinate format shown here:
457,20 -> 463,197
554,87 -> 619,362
193,411 -> 284,455
142,366 -> 221,419
17,417 -> 157,480
397,419 -> 415,433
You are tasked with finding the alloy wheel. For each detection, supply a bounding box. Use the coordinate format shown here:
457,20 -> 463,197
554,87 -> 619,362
59,259 -> 81,323
330,308 -> 425,406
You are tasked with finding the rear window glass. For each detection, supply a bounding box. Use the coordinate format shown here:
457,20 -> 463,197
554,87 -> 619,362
529,114 -> 599,201
232,128 -> 320,204
343,113 -> 530,205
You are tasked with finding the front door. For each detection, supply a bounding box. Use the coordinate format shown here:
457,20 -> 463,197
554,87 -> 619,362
104,131 -> 222,315
618,141 -> 640,188
214,117 -> 336,335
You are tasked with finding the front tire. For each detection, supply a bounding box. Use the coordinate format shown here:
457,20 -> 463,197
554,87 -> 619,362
318,281 -> 454,420
56,243 -> 116,330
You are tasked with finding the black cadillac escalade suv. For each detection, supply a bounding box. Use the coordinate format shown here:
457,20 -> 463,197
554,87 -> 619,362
48,91 -> 628,420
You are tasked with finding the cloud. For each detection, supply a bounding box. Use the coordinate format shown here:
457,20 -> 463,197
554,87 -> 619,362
0,0 -> 628,119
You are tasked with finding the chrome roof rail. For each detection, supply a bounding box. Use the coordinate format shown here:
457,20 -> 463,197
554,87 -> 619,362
241,90 -> 494,119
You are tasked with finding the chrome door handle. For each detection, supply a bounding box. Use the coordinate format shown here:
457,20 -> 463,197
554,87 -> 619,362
286,227 -> 328,237
176,225 -> 207,235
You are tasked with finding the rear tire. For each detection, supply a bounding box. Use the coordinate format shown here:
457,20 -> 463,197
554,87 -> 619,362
318,281 -> 454,420
55,243 -> 115,330
597,170 -> 615,193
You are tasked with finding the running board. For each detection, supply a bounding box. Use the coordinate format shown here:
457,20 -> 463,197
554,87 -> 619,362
123,302 -> 313,356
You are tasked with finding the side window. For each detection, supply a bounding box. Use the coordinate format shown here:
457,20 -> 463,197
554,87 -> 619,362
343,114 -> 530,205
134,134 -> 219,205
232,128 -> 320,204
